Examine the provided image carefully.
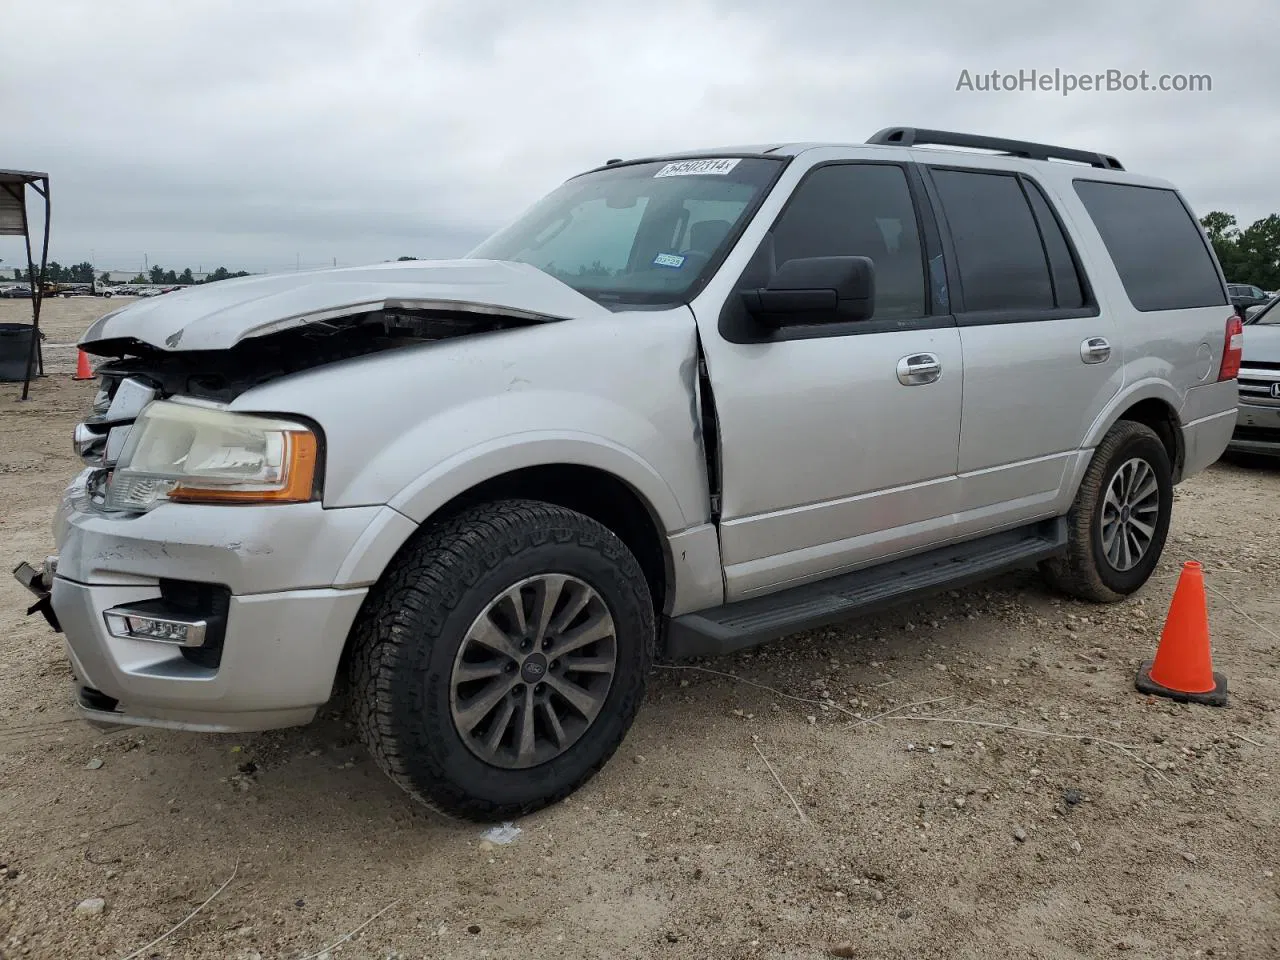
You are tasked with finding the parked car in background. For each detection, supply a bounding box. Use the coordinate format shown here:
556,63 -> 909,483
1228,283 -> 1270,316
1227,294 -> 1280,457
15,126 -> 1240,820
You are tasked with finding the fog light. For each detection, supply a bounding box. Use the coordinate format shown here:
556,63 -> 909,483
103,605 -> 207,648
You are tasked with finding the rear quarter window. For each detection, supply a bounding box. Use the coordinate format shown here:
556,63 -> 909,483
1073,180 -> 1226,312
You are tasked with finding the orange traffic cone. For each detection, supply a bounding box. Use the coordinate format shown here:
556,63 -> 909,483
73,350 -> 94,381
1135,561 -> 1228,706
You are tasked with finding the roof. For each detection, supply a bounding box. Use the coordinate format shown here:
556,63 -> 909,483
0,169 -> 47,238
595,129 -> 1128,173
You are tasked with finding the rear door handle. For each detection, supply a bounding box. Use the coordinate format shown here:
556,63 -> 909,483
1081,337 -> 1111,364
897,353 -> 942,385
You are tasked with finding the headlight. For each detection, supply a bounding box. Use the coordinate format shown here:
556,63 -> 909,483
105,401 -> 319,511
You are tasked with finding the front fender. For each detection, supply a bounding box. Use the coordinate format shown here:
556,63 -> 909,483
385,425 -> 690,531
327,425 -> 691,590
230,308 -> 709,586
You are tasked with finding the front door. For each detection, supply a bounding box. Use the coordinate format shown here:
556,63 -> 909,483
694,159 -> 964,600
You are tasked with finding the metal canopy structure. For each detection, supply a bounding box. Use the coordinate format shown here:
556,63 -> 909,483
0,169 -> 50,399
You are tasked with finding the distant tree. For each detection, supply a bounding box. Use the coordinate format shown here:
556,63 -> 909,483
162,269 -> 178,284
178,267 -> 194,284
148,265 -> 165,284
99,271 -> 111,284
130,273 -> 146,284
46,262 -> 64,282
1201,211 -> 1236,242
197,266 -> 253,284
396,256 -> 418,261
11,268 -> 19,281
1201,211 -> 1280,290
64,261 -> 94,282
1237,215 -> 1280,291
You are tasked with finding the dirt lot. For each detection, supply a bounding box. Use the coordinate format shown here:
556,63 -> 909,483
0,298 -> 1277,959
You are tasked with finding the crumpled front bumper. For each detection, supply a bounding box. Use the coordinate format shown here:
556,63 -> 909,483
15,470 -> 414,733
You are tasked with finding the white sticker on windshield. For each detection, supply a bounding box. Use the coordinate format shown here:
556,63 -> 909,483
654,158 -> 741,178
653,253 -> 686,268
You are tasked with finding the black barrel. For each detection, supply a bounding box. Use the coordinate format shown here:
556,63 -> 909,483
0,323 -> 43,382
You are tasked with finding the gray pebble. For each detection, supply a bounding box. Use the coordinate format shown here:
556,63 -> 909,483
74,897 -> 105,918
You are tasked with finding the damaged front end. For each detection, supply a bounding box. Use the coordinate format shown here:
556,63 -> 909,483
85,301 -> 556,405
72,302 -> 558,488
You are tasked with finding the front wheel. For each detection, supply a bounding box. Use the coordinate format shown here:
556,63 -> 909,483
1040,420 -> 1174,602
348,499 -> 654,821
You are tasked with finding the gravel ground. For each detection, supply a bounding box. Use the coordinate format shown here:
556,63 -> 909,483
1,298 -> 1277,959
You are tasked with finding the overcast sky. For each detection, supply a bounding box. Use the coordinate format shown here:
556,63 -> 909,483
2,0 -> 1277,275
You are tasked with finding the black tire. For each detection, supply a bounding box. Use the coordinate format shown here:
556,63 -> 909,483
1040,420 -> 1173,603
348,499 -> 654,821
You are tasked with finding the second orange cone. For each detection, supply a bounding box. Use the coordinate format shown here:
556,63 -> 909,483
73,350 -> 93,381
1135,561 -> 1228,707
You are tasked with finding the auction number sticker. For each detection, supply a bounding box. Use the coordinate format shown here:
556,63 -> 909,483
653,158 -> 741,177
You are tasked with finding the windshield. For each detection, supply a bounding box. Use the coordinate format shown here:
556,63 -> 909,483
468,157 -> 784,306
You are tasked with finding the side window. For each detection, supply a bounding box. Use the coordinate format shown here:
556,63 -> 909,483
1021,179 -> 1087,309
1073,180 -> 1227,312
930,169 -> 1054,313
770,163 -> 926,320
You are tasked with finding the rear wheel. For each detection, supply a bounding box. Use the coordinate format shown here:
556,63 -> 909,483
349,499 -> 654,821
1040,420 -> 1173,602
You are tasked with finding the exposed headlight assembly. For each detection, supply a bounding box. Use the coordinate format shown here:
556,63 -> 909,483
105,401 -> 320,511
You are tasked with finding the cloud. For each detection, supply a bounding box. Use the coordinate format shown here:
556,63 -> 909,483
1,0 -> 1275,273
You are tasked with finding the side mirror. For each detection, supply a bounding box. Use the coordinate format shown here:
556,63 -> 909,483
741,255 -> 875,326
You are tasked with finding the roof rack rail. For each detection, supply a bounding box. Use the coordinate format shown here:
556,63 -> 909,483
866,127 -> 1124,170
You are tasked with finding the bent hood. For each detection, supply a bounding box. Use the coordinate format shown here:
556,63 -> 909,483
80,258 -> 610,353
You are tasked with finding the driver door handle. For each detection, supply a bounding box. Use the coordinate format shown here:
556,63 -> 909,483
1081,337 -> 1111,364
897,353 -> 942,386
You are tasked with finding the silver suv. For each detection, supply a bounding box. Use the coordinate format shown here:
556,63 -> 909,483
15,127 -> 1241,820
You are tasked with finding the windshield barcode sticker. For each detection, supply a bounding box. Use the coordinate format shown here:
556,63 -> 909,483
654,158 -> 741,177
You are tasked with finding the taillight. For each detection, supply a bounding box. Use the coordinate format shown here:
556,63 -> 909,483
1218,314 -> 1243,381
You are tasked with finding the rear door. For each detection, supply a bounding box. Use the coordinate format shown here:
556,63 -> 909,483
692,158 -> 964,600
918,163 -> 1121,534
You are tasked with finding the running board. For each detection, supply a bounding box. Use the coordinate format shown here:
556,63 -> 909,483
665,518 -> 1067,659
